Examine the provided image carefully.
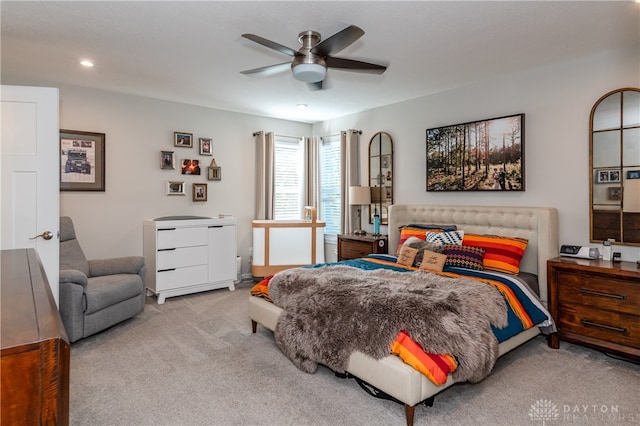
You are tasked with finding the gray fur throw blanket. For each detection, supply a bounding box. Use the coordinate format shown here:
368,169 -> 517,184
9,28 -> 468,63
269,265 -> 508,383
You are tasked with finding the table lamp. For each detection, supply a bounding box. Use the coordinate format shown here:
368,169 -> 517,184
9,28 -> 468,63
349,186 -> 371,235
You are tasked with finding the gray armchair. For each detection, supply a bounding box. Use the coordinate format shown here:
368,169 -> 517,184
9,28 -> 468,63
59,216 -> 146,342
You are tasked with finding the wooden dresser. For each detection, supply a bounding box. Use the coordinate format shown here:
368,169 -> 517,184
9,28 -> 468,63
337,234 -> 388,261
547,256 -> 640,360
1,249 -> 70,425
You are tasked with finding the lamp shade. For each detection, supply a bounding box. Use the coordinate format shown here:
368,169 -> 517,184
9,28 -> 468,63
349,186 -> 371,205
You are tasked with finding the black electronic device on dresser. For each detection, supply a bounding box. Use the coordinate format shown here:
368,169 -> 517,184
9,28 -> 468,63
337,234 -> 387,261
547,256 -> 640,361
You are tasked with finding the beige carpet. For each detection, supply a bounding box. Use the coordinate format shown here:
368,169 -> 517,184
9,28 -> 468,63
69,281 -> 640,426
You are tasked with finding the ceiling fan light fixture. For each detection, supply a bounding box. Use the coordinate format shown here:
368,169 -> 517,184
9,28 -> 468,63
292,63 -> 326,83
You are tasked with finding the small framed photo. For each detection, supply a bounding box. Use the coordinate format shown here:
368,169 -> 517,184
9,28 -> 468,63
161,151 -> 175,169
174,132 -> 193,148
199,138 -> 213,156
607,187 -> 622,201
627,170 -> 640,180
597,169 -> 620,184
208,166 -> 221,181
381,155 -> 390,169
193,183 -> 207,201
181,159 -> 201,175
166,180 -> 185,196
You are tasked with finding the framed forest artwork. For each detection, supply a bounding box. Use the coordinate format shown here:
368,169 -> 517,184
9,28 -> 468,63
426,113 -> 525,192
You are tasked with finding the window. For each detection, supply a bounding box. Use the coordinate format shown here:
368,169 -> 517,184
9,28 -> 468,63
319,135 -> 341,239
273,136 -> 304,220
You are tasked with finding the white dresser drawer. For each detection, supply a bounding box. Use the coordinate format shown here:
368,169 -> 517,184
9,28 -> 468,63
157,227 -> 207,249
157,245 -> 207,269
156,264 -> 208,291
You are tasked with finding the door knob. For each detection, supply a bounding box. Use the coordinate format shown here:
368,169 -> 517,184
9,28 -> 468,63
30,231 -> 54,240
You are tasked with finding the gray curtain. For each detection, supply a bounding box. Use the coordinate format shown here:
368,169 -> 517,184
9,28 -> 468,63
340,130 -> 360,234
304,136 -> 320,208
254,131 -> 274,220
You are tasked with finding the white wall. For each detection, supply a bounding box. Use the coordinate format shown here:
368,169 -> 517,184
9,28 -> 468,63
314,44 -> 640,261
55,85 -> 311,275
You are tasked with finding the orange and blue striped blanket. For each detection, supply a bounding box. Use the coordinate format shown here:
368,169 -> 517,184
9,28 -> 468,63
250,254 -> 552,386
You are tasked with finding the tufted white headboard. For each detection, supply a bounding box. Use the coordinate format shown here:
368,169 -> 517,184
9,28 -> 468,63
388,204 -> 559,305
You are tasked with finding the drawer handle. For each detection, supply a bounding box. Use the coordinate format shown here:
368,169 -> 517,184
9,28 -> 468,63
158,228 -> 176,231
347,249 -> 364,254
208,225 -> 223,228
580,319 -> 627,334
579,288 -> 626,300
158,248 -> 176,252
158,268 -> 176,273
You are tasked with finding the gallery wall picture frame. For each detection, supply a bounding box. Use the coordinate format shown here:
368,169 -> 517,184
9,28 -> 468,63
597,169 -> 621,183
607,186 -> 622,201
174,131 -> 193,148
166,180 -> 186,195
161,151 -> 175,169
426,113 -> 525,191
181,159 -> 201,175
627,170 -> 640,180
193,183 -> 208,202
208,166 -> 222,181
60,129 -> 106,192
199,138 -> 213,156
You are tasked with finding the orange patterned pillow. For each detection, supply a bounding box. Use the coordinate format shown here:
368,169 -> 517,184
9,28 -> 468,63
462,233 -> 528,275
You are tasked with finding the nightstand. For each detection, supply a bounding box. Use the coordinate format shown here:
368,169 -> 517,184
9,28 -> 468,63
337,234 -> 388,261
547,256 -> 640,360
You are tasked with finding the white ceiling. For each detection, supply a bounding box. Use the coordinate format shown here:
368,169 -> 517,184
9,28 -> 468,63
2,1 -> 639,124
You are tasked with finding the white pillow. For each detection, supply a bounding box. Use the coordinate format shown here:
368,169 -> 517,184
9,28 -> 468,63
426,230 -> 464,245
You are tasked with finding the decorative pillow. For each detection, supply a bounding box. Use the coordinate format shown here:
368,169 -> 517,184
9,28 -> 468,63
442,244 -> 485,271
396,224 -> 457,254
403,237 -> 444,267
462,234 -> 528,275
396,245 -> 418,267
426,230 -> 465,245
418,250 -> 447,272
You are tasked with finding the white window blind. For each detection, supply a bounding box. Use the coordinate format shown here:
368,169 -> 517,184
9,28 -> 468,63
273,136 -> 304,220
319,134 -> 341,237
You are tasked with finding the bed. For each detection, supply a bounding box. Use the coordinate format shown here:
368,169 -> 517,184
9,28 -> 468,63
248,204 -> 559,425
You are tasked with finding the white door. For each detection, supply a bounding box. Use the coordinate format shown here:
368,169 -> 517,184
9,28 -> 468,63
1,85 -> 60,304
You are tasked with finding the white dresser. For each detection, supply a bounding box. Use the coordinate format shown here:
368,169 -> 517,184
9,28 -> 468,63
143,216 -> 237,304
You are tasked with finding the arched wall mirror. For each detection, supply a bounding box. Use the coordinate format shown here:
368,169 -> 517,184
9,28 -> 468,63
590,87 -> 640,246
368,132 -> 393,224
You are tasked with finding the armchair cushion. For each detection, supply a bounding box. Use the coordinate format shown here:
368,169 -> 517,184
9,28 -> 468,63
59,269 -> 88,287
89,256 -> 145,277
84,274 -> 145,315
60,217 -> 90,276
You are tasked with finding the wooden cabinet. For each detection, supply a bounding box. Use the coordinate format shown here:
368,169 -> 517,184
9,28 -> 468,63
1,249 -> 70,425
144,217 -> 237,304
547,256 -> 640,360
337,234 -> 388,261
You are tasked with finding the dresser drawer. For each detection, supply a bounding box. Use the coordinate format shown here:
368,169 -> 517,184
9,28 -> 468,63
157,227 -> 207,249
558,271 -> 640,315
340,240 -> 374,260
156,264 -> 208,291
157,245 -> 208,269
558,304 -> 640,349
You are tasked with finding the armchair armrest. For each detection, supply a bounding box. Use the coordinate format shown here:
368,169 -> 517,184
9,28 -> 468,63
89,256 -> 145,277
59,268 -> 88,288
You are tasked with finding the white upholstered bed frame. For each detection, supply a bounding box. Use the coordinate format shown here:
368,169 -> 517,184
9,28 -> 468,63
248,204 -> 559,426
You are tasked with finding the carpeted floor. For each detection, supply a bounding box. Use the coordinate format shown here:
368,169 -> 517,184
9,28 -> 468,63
69,281 -> 640,426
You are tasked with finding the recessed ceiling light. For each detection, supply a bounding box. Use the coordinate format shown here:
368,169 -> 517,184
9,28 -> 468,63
80,59 -> 94,68
297,104 -> 308,110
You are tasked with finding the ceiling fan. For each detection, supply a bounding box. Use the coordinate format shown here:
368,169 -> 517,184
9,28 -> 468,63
240,25 -> 387,91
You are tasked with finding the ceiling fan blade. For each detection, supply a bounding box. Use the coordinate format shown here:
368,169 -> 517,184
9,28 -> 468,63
325,56 -> 387,73
240,62 -> 291,76
311,25 -> 364,57
242,34 -> 298,57
307,81 -> 323,91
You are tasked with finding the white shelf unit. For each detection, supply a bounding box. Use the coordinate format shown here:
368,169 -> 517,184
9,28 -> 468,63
143,217 -> 237,304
